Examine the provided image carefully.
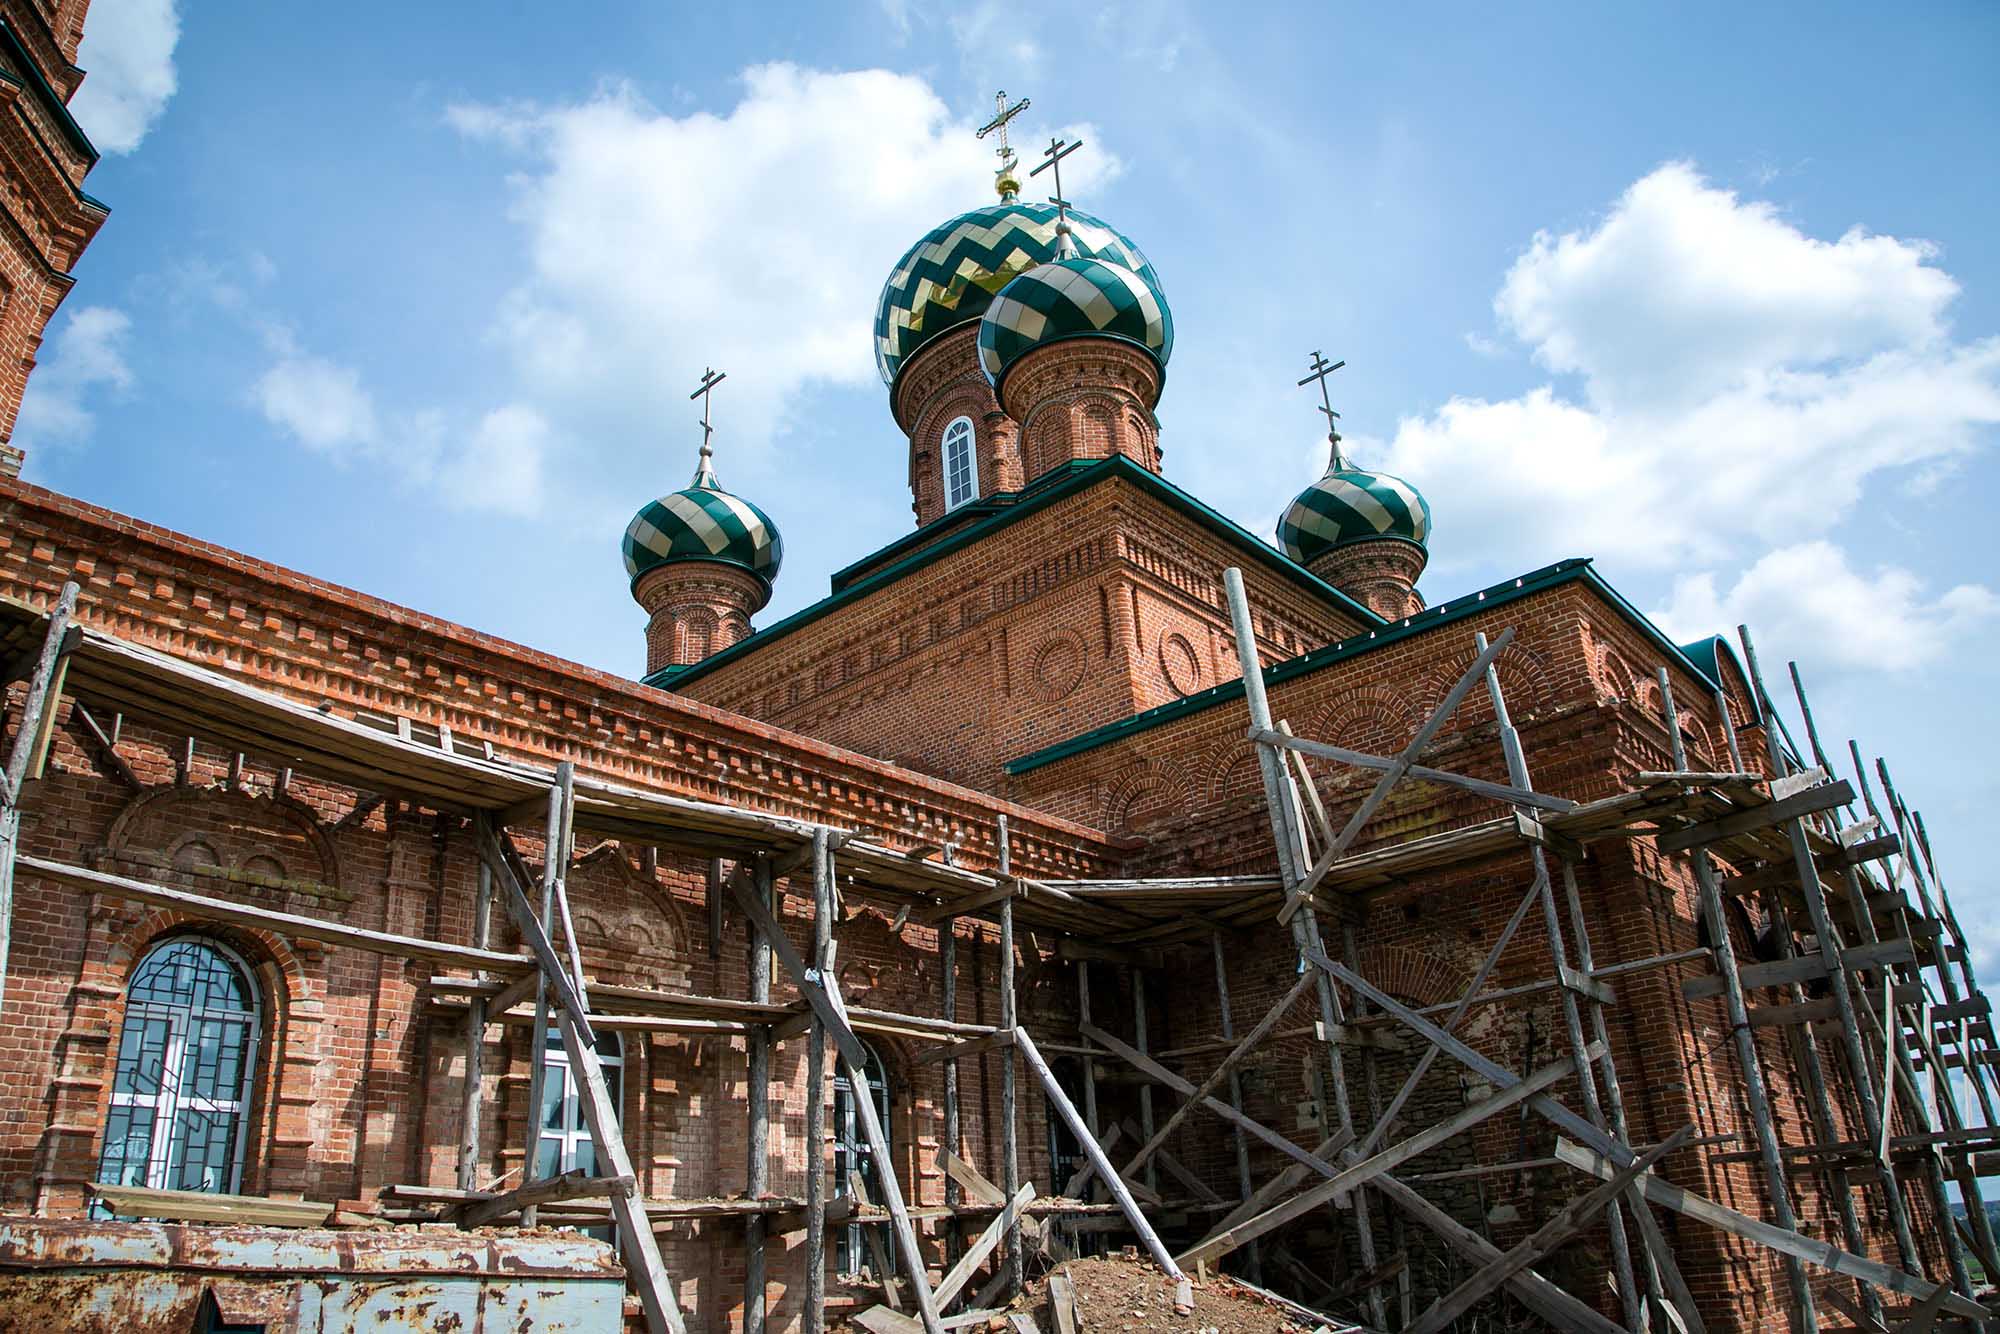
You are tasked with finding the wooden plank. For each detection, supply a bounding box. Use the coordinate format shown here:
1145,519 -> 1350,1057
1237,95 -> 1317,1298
855,1172 -> 904,1314
1119,971 -> 1312,1182
21,856 -> 529,973
460,1170 -> 634,1227
933,1183 -> 1035,1310
1078,1021 -> 1353,1181
90,1183 -> 333,1228
1405,1125 -> 1695,1334
727,865 -> 869,1070
939,1148 -> 1006,1207
1553,1140 -> 1982,1317
1175,1045 -> 1595,1269
1046,1272 -> 1079,1334
1682,936 -> 1913,1000
912,1029 -> 1016,1065
850,1308 -> 924,1334
1654,779 -> 1855,852
1015,1026 -> 1183,1282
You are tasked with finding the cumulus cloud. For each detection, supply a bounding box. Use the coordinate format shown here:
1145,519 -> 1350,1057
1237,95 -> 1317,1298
69,0 -> 182,155
1376,163 -> 2000,577
1654,541 -> 1997,672
446,66 -> 1116,470
13,306 -> 133,445
251,343 -> 546,516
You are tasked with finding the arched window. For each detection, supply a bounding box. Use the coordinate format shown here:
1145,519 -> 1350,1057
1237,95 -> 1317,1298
940,416 -> 977,511
832,1041 -> 891,1274
537,1028 -> 625,1177
97,938 -> 260,1196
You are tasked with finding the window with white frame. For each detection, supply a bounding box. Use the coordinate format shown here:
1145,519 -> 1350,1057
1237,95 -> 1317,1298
941,416 -> 977,510
537,1027 -> 624,1178
832,1041 -> 892,1274
97,938 -> 261,1199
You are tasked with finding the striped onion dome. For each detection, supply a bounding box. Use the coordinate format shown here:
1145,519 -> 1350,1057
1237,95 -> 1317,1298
623,454 -> 783,591
875,201 -> 1160,388
976,255 -> 1174,390
1277,462 -> 1431,563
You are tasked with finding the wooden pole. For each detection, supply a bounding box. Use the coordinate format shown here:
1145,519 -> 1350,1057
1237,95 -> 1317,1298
1739,626 -> 1923,1276
745,856 -> 773,1334
520,762 -> 573,1228
996,814 -> 1021,1302
804,829 -> 830,1334
1129,965 -> 1156,1197
1659,672 -> 1821,1327
1209,932 -> 1260,1284
459,819 -> 495,1192
1476,630 -> 1642,1330
1221,567 -> 1383,1326
940,910 -> 959,1259
0,580 -> 77,1009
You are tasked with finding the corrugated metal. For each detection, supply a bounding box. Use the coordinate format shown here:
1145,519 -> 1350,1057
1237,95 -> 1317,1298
0,1217 -> 624,1332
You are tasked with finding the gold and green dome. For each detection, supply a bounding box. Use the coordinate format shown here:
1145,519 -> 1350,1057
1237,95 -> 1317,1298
976,255 -> 1173,391
1278,462 -> 1431,565
874,201 -> 1160,388
623,455 -> 783,592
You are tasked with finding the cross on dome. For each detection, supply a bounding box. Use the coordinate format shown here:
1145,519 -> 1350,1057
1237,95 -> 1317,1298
1030,135 -> 1083,256
690,367 -> 726,486
1297,350 -> 1347,468
976,91 -> 1031,201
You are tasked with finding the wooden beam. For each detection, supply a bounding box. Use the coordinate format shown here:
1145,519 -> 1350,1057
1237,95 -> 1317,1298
460,1170 -> 634,1227
933,1183 -> 1035,1310
1654,779 -> 1856,852
726,864 -> 869,1069
21,855 -> 529,973
1682,936 -> 1913,1000
90,1183 -> 334,1228
1406,1125 -> 1696,1334
1175,1045 -> 1597,1269
911,1029 -> 1016,1066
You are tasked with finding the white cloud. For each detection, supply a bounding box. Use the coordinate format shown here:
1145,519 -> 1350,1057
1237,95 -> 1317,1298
443,405 -> 548,517
14,305 -> 133,445
1654,540 -> 1997,672
252,355 -> 378,452
69,0 -> 181,155
1376,164 -> 2000,577
445,66 -> 1119,481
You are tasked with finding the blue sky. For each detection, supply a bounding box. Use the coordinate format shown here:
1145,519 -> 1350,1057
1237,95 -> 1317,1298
26,2 -> 2000,971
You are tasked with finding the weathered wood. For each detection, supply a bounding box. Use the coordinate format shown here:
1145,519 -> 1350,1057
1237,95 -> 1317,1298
855,1171 -> 903,1313
727,860 -> 868,1069
458,828 -> 495,1194
22,855 -> 528,973
1654,779 -> 1855,852
746,858 -> 774,1334
997,828 -> 1022,1302
1046,1272 -> 1079,1334
1681,937 -> 1913,1000
911,1028 -> 1016,1065
1553,1140 -> 1981,1317
1120,970 -> 1311,1183
1209,932 -> 1260,1282
804,831 -> 831,1334
934,1182 -> 1035,1310
939,1147 -> 1006,1207
520,765 -> 574,1229
460,1169 -> 634,1227
1175,1045 -> 1596,1269
476,822 -> 596,1045
90,1183 -> 334,1228
1406,1125 -> 1696,1334
1015,1026 -> 1182,1282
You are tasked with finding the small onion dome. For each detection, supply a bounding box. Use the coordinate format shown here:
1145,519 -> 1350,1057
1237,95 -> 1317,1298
1277,464 -> 1431,564
622,458 -> 783,592
976,256 -> 1174,391
874,201 -> 1160,388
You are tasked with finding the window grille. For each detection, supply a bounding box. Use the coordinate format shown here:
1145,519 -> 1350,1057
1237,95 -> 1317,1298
832,1041 -> 891,1273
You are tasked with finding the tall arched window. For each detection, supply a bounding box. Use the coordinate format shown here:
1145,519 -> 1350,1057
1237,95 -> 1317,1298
940,416 -> 977,511
537,1027 -> 625,1177
97,938 -> 260,1196
832,1041 -> 891,1273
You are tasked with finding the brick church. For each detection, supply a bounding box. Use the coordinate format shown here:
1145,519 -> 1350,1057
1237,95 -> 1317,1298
0,9 -> 1989,1333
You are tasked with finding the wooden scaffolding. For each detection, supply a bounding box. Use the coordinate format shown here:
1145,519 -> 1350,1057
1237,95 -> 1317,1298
1,569 -> 1996,1332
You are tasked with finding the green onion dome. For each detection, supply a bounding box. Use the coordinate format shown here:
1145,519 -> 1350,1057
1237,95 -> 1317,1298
622,455 -> 783,591
875,201 -> 1160,388
1277,463 -> 1431,564
975,255 -> 1174,392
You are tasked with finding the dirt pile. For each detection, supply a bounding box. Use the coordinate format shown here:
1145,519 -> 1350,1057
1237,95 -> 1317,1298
1014,1255 -> 1364,1333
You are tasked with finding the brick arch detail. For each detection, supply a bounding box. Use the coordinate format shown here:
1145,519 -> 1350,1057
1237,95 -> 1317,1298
1100,758 -> 1193,834
1303,683 -> 1420,754
1346,944 -> 1468,1009
1415,637 -> 1558,734
103,784 -> 341,888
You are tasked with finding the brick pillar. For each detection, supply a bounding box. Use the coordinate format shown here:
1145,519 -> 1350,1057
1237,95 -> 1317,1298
996,338 -> 1163,486
1307,538 -> 1427,621
354,810 -> 433,1197
633,560 -> 769,677
893,325 -> 1022,527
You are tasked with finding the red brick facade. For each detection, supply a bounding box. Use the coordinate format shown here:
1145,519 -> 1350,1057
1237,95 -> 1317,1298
0,0 -> 106,477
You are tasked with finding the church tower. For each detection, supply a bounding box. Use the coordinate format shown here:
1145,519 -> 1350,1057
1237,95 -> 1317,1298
1277,357 -> 1432,620
0,0 -> 110,477
874,110 -> 1168,527
623,370 -> 784,679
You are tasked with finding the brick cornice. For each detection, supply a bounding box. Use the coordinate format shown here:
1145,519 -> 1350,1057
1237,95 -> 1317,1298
0,478 -> 1128,874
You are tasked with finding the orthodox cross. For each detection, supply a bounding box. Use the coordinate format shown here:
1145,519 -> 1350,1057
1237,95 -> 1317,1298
1297,351 -> 1346,466
690,367 -> 726,480
1030,134 -> 1083,246
976,91 -> 1030,164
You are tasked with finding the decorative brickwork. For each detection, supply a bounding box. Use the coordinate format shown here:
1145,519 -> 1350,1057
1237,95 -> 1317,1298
998,338 -> 1162,479
635,559 -> 769,676
1306,535 -> 1427,621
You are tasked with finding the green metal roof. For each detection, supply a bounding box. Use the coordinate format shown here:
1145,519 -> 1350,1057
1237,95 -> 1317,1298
1004,557 -> 1736,776
653,456 -> 1385,690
